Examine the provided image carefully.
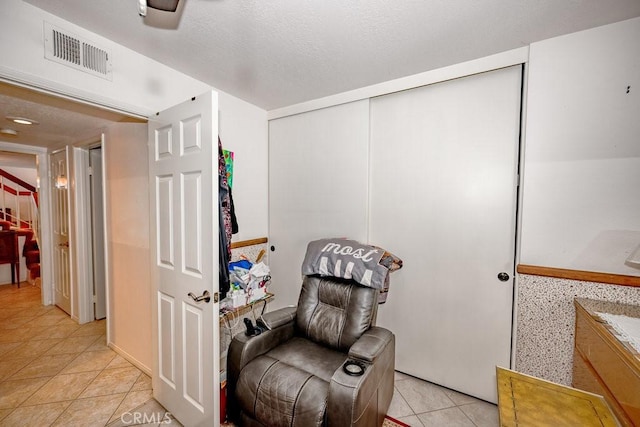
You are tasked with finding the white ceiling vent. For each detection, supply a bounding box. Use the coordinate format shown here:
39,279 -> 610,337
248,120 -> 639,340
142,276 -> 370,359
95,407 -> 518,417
44,22 -> 113,80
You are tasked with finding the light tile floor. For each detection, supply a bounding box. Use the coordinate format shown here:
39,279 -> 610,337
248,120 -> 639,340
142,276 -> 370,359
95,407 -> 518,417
0,283 -> 498,427
0,283 -> 177,427
389,371 -> 498,426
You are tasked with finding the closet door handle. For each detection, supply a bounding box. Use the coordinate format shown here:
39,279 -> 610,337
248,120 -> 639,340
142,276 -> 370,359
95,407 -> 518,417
497,272 -> 510,282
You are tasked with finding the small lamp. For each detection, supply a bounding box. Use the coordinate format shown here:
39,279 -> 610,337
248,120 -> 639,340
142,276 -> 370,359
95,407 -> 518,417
626,243 -> 640,269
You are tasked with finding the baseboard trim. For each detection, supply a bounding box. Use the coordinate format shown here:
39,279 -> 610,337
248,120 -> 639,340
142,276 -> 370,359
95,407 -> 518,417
108,342 -> 152,376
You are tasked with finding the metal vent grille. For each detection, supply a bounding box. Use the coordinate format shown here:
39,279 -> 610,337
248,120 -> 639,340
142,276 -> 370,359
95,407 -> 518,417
44,22 -> 112,80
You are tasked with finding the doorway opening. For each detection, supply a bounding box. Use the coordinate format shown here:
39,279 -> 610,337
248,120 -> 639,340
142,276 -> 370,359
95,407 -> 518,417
0,151 -> 40,290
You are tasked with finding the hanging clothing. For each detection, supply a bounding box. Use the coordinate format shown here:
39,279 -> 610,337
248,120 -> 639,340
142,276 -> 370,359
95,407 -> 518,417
219,137 -> 238,299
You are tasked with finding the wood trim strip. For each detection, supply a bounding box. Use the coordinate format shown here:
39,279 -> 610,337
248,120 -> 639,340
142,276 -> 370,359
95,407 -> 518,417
230,237 -> 268,249
517,264 -> 640,288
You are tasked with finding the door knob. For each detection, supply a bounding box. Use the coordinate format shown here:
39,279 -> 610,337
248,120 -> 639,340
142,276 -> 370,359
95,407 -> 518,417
497,272 -> 510,282
188,290 -> 211,303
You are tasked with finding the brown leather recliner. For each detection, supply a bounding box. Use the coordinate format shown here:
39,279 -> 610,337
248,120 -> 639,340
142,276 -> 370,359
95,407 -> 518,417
227,275 -> 395,427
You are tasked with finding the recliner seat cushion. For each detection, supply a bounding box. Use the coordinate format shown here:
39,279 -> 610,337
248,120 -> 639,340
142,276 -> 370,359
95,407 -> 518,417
266,337 -> 348,383
296,276 -> 378,352
237,353 -> 333,427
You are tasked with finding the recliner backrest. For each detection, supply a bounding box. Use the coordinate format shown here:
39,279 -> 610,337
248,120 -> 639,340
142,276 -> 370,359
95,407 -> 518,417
295,276 -> 378,352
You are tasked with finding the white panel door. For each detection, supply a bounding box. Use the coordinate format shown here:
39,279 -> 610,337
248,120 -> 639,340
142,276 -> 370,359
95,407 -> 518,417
51,148 -> 71,315
370,66 -> 522,403
268,100 -> 370,309
149,91 -> 219,426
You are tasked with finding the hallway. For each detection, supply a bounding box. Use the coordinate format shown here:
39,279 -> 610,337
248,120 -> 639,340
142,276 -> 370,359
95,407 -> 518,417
0,283 -> 176,426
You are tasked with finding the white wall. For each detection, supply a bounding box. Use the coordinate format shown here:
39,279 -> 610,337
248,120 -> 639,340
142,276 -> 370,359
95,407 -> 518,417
218,93 -> 268,242
104,123 -> 152,371
520,17 -> 640,276
0,0 -> 269,242
0,0 -> 208,116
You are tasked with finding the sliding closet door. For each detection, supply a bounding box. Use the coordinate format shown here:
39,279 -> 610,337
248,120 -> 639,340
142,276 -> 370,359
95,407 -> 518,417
370,66 -> 522,403
268,100 -> 370,309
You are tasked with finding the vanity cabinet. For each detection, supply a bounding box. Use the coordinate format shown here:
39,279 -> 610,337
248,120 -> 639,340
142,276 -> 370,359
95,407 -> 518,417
573,298 -> 640,426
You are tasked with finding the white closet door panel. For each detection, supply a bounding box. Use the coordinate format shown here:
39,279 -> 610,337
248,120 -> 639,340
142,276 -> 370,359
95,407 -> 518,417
268,100 -> 370,309
370,66 -> 522,403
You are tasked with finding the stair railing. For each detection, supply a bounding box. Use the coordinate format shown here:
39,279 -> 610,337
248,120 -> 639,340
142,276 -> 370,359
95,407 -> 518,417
0,169 -> 39,238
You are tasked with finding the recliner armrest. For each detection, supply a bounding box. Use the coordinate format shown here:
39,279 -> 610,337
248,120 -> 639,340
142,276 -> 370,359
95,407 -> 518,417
259,306 -> 297,330
348,327 -> 393,363
228,320 -> 294,375
226,318 -> 296,421
329,327 -> 395,426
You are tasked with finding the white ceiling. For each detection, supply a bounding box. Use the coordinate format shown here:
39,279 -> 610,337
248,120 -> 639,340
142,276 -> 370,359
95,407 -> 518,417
22,0 -> 640,111
2,0 -> 640,150
0,82 -> 143,149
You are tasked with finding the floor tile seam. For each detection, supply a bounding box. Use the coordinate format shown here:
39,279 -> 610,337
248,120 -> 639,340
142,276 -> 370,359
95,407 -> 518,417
79,369 -> 142,400
9,369 -> 65,381
16,347 -> 89,380
0,406 -> 17,423
49,397 -> 77,427
69,348 -> 133,402
17,395 -> 76,409
21,369 -> 104,406
7,374 -> 55,409
0,316 -> 39,323
0,355 -> 37,368
45,348 -> 88,357
412,405 -> 482,426
390,385 -> 414,418
410,400 -> 468,417
125,396 -> 160,417
456,404 -> 483,427
14,334 -> 68,344
399,414 -> 425,427
394,385 -> 457,414
456,400 -> 489,407
103,384 -> 140,426
56,348 -> 106,376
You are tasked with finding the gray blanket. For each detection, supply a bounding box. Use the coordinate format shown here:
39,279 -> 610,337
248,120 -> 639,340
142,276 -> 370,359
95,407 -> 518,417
301,239 -> 390,290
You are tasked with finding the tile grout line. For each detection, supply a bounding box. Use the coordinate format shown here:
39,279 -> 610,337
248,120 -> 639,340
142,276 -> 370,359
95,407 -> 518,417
0,285 -> 58,423
103,365 -> 144,426
48,333 -> 121,427
0,285 -> 119,426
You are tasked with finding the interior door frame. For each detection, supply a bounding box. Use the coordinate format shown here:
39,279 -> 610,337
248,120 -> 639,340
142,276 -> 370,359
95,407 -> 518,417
0,141 -> 50,303
72,138 -> 106,324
